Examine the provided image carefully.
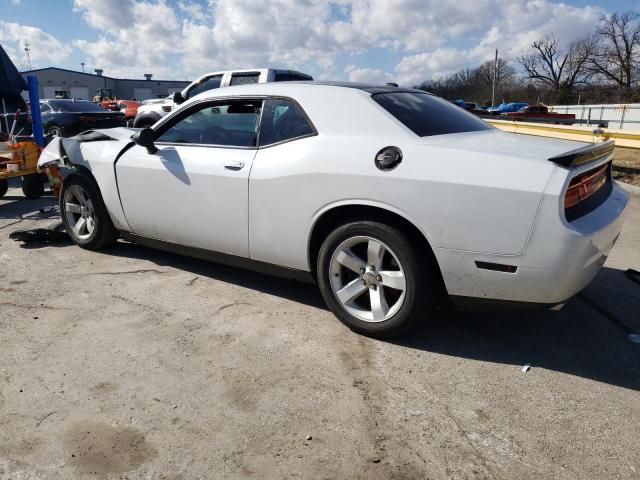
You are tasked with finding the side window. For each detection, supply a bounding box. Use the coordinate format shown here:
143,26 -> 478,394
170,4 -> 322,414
156,99 -> 262,147
186,75 -> 223,100
40,103 -> 52,113
258,98 -> 314,146
229,72 -> 260,86
274,71 -> 313,82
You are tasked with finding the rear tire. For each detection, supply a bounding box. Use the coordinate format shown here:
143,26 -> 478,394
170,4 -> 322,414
59,173 -> 117,250
317,221 -> 434,338
21,174 -> 44,199
0,179 -> 8,198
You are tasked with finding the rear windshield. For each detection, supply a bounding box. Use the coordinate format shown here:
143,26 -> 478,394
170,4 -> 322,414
229,73 -> 260,86
372,92 -> 492,137
47,101 -> 106,113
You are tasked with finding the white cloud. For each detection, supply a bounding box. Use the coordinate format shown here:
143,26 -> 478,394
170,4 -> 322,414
392,0 -> 604,85
2,0 -> 608,85
345,66 -> 394,84
177,0 -> 208,21
0,20 -> 71,69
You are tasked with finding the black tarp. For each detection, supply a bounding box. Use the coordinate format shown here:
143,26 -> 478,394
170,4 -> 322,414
0,43 -> 27,94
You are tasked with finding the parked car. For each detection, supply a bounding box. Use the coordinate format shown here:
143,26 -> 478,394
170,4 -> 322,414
40,82 -> 628,338
117,100 -> 141,125
40,99 -> 126,137
452,99 -> 476,110
133,68 -> 313,127
453,100 -> 490,116
487,102 -> 528,114
502,104 -> 576,124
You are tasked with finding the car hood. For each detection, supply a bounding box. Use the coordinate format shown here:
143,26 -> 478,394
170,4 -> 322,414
420,129 -> 590,164
38,127 -> 136,169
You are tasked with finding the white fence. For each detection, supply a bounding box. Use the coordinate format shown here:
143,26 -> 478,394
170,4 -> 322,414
549,103 -> 640,130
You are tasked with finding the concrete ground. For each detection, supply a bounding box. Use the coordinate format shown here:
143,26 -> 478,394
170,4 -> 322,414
1,181 -> 639,480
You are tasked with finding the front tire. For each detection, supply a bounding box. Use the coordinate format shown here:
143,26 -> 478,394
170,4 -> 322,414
0,179 -> 8,198
317,221 -> 434,338
60,174 -> 117,250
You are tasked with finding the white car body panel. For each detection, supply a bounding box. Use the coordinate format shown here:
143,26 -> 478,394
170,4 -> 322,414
39,83 -> 629,308
116,144 -> 255,257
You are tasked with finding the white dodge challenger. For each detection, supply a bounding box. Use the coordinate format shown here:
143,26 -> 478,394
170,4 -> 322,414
39,82 -> 629,337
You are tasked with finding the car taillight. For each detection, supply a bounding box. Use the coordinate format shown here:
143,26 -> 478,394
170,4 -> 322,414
564,163 -> 609,209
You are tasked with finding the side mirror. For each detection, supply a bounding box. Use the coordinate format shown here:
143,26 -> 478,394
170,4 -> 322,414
173,91 -> 185,105
132,127 -> 157,154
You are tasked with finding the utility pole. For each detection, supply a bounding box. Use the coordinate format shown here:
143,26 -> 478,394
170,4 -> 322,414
81,62 -> 85,73
491,48 -> 498,107
23,41 -> 32,70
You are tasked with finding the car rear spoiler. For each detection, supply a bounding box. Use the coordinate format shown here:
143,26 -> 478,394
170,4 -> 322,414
548,140 -> 614,167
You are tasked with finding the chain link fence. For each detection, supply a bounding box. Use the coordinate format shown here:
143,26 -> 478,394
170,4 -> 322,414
549,104 -> 640,130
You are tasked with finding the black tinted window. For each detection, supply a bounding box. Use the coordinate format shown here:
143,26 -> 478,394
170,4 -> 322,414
373,92 -> 491,137
229,73 -> 260,86
274,71 -> 313,82
156,100 -> 262,147
187,75 -> 223,99
259,99 -> 314,146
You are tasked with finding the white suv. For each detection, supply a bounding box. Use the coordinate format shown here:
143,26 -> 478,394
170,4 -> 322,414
133,68 -> 313,127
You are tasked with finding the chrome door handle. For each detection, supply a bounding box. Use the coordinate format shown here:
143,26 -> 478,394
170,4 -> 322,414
224,161 -> 245,171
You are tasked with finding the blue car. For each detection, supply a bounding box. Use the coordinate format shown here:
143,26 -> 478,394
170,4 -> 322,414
487,102 -> 528,114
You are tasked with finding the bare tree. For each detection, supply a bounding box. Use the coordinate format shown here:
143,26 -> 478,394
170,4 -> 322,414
474,58 -> 516,103
589,11 -> 640,89
518,35 -> 594,91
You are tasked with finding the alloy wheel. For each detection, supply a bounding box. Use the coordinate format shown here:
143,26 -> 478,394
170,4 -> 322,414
329,236 -> 407,322
63,184 -> 96,240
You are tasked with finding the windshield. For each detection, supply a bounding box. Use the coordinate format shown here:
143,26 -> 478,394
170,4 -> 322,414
372,92 -> 492,137
47,101 -> 107,113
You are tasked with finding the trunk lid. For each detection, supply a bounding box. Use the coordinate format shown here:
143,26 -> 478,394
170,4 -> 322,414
420,129 -> 594,164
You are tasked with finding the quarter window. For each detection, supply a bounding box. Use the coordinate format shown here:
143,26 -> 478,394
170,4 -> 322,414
186,75 -> 223,100
258,99 -> 314,146
156,100 -> 262,147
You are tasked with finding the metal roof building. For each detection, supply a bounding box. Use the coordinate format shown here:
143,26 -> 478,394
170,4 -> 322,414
20,67 -> 190,101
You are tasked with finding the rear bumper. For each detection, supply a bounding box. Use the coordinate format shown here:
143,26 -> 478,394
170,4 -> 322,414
435,182 -> 629,306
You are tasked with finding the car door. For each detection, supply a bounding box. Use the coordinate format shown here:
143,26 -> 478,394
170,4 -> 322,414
115,98 -> 263,257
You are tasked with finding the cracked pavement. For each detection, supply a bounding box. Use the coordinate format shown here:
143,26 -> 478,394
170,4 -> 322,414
1,182 -> 639,479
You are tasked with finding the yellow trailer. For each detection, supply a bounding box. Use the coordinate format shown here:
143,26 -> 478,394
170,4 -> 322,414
0,140 -> 46,199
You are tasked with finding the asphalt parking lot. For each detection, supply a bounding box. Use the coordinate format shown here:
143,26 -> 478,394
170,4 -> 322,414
1,182 -> 639,479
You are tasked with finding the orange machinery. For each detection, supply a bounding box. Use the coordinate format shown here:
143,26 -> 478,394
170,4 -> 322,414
0,140 -> 60,199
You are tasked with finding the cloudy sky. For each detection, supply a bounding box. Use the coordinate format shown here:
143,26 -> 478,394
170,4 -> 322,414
0,0 -> 636,85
